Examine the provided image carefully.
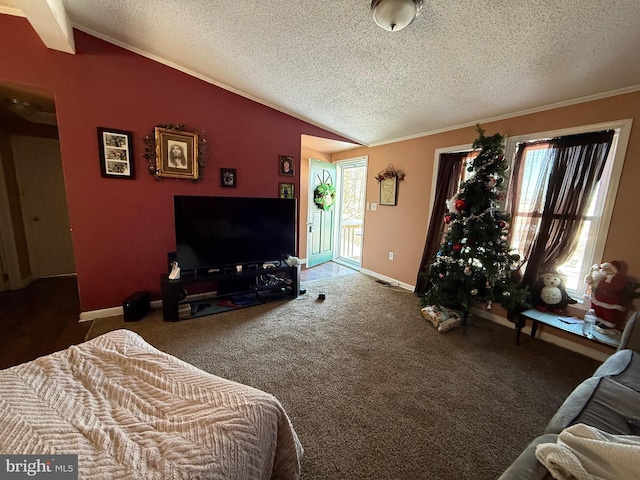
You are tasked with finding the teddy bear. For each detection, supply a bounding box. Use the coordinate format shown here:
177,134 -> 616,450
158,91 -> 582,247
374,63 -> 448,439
584,261 -> 626,329
531,271 -> 577,314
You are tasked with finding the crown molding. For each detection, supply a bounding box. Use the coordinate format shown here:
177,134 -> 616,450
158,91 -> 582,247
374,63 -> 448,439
371,85 -> 640,147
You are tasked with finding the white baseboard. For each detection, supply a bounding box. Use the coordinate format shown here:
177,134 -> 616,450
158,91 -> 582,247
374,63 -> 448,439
15,274 -> 34,290
79,306 -> 122,322
469,307 -> 611,362
359,268 -> 414,291
79,300 -> 162,322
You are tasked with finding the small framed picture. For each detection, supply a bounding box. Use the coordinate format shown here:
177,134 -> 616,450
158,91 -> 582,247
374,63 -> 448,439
221,168 -> 236,188
155,127 -> 198,180
279,155 -> 294,176
279,182 -> 294,199
379,177 -> 398,206
97,127 -> 134,179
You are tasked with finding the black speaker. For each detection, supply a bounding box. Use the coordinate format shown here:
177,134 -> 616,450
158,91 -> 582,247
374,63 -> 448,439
123,291 -> 150,322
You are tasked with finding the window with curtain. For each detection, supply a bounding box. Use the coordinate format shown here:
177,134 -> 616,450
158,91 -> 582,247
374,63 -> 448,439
414,150 -> 476,294
506,126 -> 625,300
438,152 -> 478,243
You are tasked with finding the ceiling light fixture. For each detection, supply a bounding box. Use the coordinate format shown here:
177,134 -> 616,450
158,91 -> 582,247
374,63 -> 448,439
4,98 -> 57,125
371,0 -> 423,32
7,98 -> 38,117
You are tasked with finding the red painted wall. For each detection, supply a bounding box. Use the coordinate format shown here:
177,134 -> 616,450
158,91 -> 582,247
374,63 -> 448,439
0,15 -> 347,312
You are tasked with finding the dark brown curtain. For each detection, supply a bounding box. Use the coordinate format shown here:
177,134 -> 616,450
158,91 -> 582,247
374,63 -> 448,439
520,130 -> 615,287
506,141 -> 553,273
414,152 -> 465,294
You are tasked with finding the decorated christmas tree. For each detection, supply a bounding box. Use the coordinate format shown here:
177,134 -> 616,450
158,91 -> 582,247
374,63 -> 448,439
421,125 -> 530,319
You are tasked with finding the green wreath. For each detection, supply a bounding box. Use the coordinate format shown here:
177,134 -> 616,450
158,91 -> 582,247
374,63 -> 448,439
314,183 -> 336,211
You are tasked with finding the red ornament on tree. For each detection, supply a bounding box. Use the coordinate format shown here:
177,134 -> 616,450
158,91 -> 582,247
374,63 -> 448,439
454,199 -> 467,211
453,243 -> 462,252
444,215 -> 451,224
498,220 -> 506,229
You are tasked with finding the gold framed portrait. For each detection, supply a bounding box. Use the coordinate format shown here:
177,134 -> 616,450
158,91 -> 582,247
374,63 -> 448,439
155,127 -> 198,180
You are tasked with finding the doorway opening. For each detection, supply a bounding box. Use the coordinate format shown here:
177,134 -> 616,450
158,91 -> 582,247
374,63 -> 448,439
0,83 -> 75,292
334,157 -> 367,269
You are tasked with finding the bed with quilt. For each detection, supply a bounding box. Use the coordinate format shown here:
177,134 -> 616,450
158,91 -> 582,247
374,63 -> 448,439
0,329 -> 303,479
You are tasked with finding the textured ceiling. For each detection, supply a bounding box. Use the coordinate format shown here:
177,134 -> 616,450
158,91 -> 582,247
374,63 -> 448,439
3,0 -> 640,148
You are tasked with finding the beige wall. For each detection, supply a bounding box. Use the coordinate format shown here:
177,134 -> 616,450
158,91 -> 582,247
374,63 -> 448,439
333,91 -> 640,314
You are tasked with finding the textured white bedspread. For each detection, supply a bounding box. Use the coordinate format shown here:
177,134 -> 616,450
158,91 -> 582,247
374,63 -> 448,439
0,329 -> 303,479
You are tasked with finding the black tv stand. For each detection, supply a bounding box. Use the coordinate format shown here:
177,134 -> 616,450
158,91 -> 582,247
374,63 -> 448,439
161,264 -> 300,321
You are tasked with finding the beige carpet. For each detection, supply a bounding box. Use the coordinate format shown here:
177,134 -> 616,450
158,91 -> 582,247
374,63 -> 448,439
87,273 -> 600,479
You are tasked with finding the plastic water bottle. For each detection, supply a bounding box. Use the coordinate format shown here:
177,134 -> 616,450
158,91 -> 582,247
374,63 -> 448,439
583,309 -> 597,338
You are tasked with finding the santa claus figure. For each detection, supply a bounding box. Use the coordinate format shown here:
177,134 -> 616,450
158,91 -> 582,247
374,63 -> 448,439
584,261 -> 627,329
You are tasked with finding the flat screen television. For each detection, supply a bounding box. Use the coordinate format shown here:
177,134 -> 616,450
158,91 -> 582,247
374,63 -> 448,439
174,195 -> 297,273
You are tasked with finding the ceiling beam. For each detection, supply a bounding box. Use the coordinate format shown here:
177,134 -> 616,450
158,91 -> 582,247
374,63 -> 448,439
13,0 -> 75,54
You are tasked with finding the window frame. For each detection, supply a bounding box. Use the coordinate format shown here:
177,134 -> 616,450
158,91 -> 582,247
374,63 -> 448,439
428,145 -> 477,243
428,143 -> 474,225
503,119 -> 633,307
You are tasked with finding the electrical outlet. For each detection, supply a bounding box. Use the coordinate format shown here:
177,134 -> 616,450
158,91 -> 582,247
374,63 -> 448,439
388,252 -> 394,260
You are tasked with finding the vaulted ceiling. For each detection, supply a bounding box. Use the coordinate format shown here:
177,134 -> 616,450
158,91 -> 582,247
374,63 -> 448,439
2,0 -> 640,150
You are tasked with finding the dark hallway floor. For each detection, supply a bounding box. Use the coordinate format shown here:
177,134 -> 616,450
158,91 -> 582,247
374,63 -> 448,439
0,276 -> 90,369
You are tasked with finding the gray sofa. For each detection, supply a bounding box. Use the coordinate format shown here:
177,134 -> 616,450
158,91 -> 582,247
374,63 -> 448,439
499,311 -> 640,479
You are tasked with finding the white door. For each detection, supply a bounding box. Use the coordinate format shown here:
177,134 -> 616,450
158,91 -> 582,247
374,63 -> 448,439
307,159 -> 337,268
12,136 -> 75,277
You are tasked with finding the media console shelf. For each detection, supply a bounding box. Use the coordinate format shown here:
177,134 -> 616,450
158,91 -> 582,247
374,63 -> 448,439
161,264 -> 300,321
